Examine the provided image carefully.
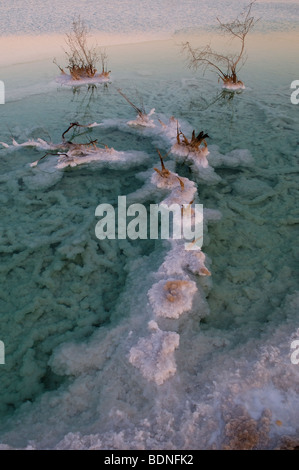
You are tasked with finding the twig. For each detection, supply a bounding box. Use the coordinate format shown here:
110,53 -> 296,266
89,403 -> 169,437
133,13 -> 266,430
116,88 -> 144,117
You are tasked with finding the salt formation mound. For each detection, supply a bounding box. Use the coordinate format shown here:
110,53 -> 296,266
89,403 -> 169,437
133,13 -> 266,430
157,116 -> 182,141
0,138 -> 62,151
170,144 -> 253,185
207,146 -> 253,168
159,242 -> 211,277
151,169 -> 197,206
98,114 -> 189,143
148,279 -> 197,319
222,82 -> 245,91
128,150 -> 213,383
171,128 -> 210,168
55,148 -> 148,169
1,125 -> 149,172
127,108 -> 156,128
171,142 -> 210,168
129,321 -> 180,385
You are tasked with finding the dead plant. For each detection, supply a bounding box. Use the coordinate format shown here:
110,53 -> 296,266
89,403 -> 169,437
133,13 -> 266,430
54,16 -> 110,80
176,125 -> 209,152
30,122 -> 106,167
182,2 -> 258,86
154,149 -> 185,190
117,88 -> 146,119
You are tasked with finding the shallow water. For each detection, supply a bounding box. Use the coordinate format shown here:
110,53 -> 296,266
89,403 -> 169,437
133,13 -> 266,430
0,1 -> 298,450
1,0 -> 299,35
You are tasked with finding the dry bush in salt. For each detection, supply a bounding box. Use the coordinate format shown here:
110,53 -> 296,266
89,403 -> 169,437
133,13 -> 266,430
182,2 -> 258,89
54,16 -> 110,80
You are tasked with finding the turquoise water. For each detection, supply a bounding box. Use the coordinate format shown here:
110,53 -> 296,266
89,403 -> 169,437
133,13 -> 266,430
0,1 -> 298,450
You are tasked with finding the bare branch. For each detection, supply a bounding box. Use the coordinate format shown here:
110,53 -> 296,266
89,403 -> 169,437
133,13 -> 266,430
53,58 -> 66,74
154,149 -> 171,178
116,88 -> 144,117
61,121 -> 100,142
